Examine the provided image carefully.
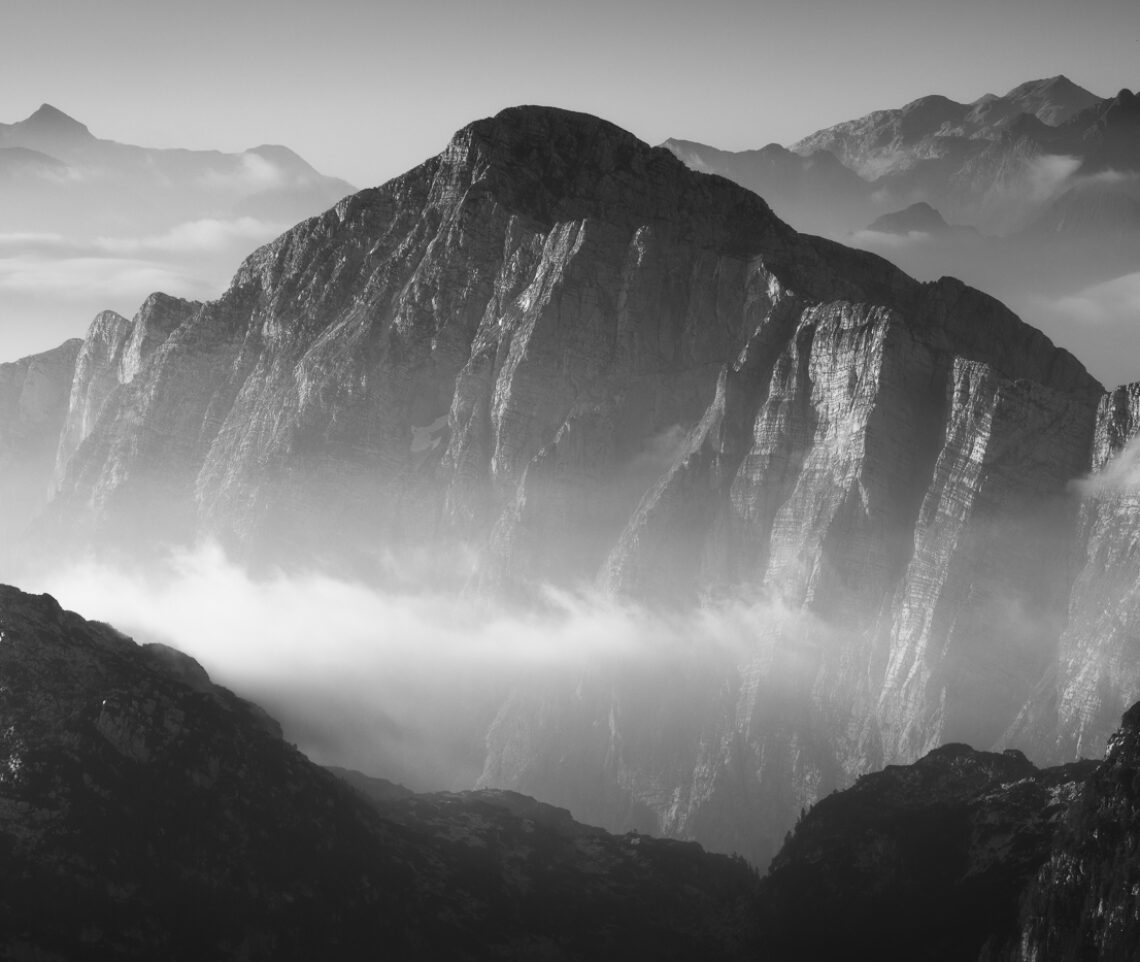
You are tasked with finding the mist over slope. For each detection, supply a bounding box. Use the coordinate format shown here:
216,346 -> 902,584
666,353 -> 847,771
4,104 -> 1140,867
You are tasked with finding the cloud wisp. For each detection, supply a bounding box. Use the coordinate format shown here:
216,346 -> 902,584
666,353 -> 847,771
13,543 -> 789,791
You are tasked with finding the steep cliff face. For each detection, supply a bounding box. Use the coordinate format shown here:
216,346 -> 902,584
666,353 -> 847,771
0,584 -> 761,960
0,339 -> 81,547
8,105 -> 1133,867
53,295 -> 199,486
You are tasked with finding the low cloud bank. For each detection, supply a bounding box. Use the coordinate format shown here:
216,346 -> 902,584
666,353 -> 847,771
16,544 -> 780,792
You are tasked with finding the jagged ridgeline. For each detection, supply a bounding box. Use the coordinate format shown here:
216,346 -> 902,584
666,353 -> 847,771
4,106 -> 1140,867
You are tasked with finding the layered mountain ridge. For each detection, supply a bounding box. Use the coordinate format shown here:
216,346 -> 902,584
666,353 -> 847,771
4,580 -> 1140,960
4,104 -> 1140,866
0,583 -> 762,960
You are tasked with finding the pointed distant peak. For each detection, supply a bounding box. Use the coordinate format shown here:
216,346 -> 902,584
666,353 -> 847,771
1000,76 -> 1101,126
866,201 -> 951,235
22,103 -> 91,136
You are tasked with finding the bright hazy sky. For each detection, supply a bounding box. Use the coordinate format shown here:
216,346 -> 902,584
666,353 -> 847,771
4,0 -> 1138,188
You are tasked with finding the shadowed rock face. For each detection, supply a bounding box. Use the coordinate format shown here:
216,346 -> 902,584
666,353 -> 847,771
6,104 -> 1139,867
756,744 -> 1095,961
751,702 -> 1140,962
0,584 -> 761,961
0,338 -> 82,542
1009,702 -> 1140,962
6,578 -> 1140,962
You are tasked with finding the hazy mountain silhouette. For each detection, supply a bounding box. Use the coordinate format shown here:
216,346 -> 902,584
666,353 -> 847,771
663,77 -> 1140,386
0,103 -> 354,362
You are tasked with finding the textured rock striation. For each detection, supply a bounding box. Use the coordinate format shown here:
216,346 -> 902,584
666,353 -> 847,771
0,584 -> 761,961
7,105 -> 1140,866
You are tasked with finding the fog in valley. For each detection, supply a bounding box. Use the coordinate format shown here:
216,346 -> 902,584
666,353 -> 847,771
3,542 -> 812,799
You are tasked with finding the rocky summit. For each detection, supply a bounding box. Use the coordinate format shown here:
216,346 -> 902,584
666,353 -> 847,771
5,104 -> 1140,866
0,584 -> 761,961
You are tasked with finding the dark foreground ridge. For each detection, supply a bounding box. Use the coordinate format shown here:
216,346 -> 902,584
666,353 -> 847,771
5,583 -> 1140,960
0,584 -> 760,961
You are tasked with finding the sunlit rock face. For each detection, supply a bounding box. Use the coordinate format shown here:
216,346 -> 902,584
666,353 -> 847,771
9,105 -> 1137,865
1009,384 -> 1140,764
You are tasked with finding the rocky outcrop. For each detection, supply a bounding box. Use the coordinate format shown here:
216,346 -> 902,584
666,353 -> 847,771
54,295 -> 199,484
755,744 -> 1095,961
0,338 -> 81,547
0,583 -> 761,960
659,138 -> 872,234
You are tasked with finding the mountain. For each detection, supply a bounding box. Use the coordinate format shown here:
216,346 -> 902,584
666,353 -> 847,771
7,104 -> 1140,868
790,75 -> 1100,182
1009,701 -> 1140,960
752,702 -> 1140,961
1021,181 -> 1140,238
0,583 -> 761,960
0,338 -> 82,543
5,575 -> 1139,960
659,138 -> 872,234
864,201 -> 970,235
757,744 -> 1096,960
0,103 -> 354,363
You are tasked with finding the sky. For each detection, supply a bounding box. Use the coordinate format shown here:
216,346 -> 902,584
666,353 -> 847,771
3,0 -> 1137,188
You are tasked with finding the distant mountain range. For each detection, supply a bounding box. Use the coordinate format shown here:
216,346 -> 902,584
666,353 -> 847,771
664,76 -> 1139,235
0,103 -> 354,361
661,77 -> 1140,387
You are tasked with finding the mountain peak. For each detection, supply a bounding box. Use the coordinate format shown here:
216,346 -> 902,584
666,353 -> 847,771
21,103 -> 91,137
1001,76 -> 1101,125
866,201 -> 952,235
